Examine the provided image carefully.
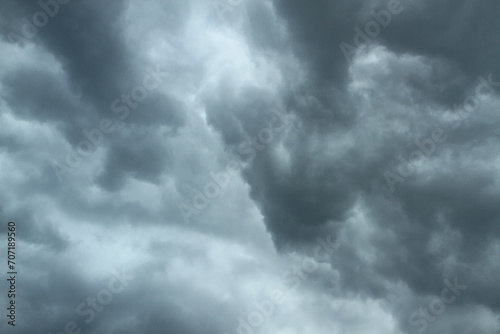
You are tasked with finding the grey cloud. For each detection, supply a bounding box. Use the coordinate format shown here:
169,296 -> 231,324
1,0 -> 500,334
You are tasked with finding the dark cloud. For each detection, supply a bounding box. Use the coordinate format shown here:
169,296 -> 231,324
0,0 -> 499,333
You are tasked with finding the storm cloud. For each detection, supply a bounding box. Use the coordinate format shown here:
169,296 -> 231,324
0,0 -> 499,333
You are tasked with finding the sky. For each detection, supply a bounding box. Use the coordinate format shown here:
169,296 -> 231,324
0,0 -> 499,333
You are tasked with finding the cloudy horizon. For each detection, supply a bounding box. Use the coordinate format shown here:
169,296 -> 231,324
0,0 -> 499,333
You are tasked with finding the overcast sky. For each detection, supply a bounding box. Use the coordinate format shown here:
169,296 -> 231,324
0,0 -> 499,333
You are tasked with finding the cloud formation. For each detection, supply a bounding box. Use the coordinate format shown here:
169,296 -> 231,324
0,0 -> 499,333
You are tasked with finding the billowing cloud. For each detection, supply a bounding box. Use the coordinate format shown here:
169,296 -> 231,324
0,0 -> 499,334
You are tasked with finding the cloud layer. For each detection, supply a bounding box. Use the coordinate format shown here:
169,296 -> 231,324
0,0 -> 499,333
